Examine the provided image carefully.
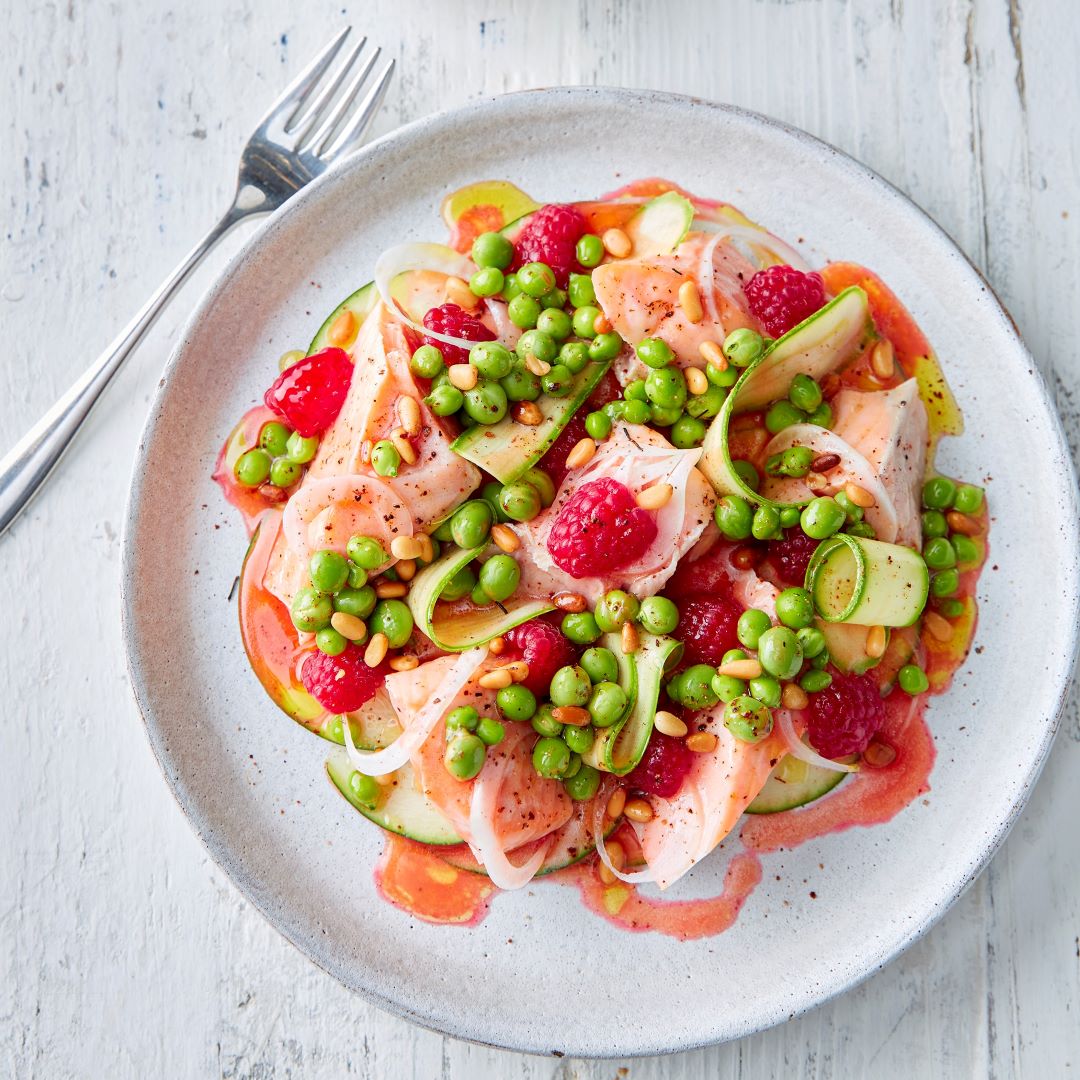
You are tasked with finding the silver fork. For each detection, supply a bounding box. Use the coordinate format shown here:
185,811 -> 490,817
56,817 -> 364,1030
0,28 -> 394,537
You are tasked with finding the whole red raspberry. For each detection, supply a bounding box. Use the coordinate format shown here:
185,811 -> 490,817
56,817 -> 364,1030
512,204 -> 588,287
767,529 -> 820,587
264,347 -> 353,437
806,672 -> 886,759
744,265 -> 827,338
422,303 -> 495,365
627,732 -> 693,798
546,477 -> 659,578
676,595 -> 742,667
301,645 -> 387,714
504,618 -> 578,697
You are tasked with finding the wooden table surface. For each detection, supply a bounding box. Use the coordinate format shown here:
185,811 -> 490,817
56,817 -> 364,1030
3,1 -> 1078,1076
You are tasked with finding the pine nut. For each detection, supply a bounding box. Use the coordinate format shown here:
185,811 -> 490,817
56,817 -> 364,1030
865,624 -> 888,659
391,432 -> 417,465
923,610 -> 954,641
391,536 -> 424,560
636,483 -> 673,510
946,510 -> 981,536
699,339 -> 728,370
821,373 -> 842,399
389,654 -> 419,672
807,471 -> 832,494
375,581 -> 408,599
416,533 -> 434,563
811,453 -> 841,473
447,363 -> 478,391
844,482 -> 875,508
330,612 -> 367,641
863,739 -> 897,768
717,658 -> 762,679
686,367 -> 709,395
782,683 -> 809,710
598,839 -> 626,884
621,621 -> 639,655
553,592 -> 588,614
565,437 -> 596,470
606,788 -> 627,819
602,227 -> 632,258
870,339 -> 896,380
523,353 -> 551,377
257,483 -> 287,503
488,636 -> 506,656
593,312 -> 613,335
552,705 -> 591,727
730,545 -> 762,570
478,668 -> 513,690
686,731 -> 718,753
503,660 -> 530,683
678,280 -> 703,323
444,275 -> 480,309
395,558 -> 417,582
512,401 -> 543,426
364,632 -> 389,667
327,308 -> 357,347
653,710 -> 688,737
624,798 -> 654,823
397,396 -> 422,436
491,523 -> 521,553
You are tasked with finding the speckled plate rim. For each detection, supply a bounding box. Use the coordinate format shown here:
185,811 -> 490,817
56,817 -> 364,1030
121,87 -> 1080,1057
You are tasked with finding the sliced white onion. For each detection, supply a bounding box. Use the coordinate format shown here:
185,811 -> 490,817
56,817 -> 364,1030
590,797 -> 657,885
776,710 -> 859,774
698,231 -> 726,326
692,219 -> 812,272
341,646 -> 486,776
482,297 -> 522,349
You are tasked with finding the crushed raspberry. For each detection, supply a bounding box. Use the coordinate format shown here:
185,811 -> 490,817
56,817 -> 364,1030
676,595 -> 742,667
264,347 -> 353,437
627,732 -> 693,798
504,618 -> 578,697
806,672 -> 885,759
546,477 -> 658,578
301,645 -> 387,714
512,203 -> 588,287
422,303 -> 495,365
767,529 -> 820,587
664,547 -> 737,600
744,265 -> 827,338
541,413 -> 588,488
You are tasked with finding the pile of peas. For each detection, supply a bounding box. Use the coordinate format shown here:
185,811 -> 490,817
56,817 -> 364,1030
234,419 -> 320,491
443,704 -> 507,781
920,475 -> 985,616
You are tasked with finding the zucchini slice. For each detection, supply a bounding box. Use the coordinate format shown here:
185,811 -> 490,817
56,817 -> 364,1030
745,754 -> 849,814
624,191 -> 695,256
818,620 -> 889,675
308,282 -> 378,354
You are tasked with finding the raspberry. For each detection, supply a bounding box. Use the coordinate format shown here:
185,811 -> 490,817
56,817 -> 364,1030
301,645 -> 387,714
512,203 -> 588,287
806,672 -> 885,759
676,595 -> 742,667
540,413 -> 588,488
627,732 -> 693,798
422,303 -> 495,365
546,477 -> 658,579
767,529 -> 820,587
504,618 -> 578,696
744,265 -> 827,338
264,348 -> 353,437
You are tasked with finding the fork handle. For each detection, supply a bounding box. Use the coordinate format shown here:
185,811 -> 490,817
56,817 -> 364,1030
0,207 -> 247,537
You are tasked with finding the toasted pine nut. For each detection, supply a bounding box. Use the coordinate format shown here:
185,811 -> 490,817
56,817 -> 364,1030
606,788 -> 627,819
863,739 -> 897,768
686,367 -> 709,395
686,731 -> 719,753
330,612 -> 367,641
624,798 -> 654,824
821,372 -> 842,399
947,510 -> 981,536
523,353 -> 551,377
397,396 -> 422,436
488,636 -> 506,656
478,668 -> 513,690
395,558 -> 417,582
621,621 -> 639,655
602,227 -> 632,258
678,280 -> 703,324
782,683 -> 809,710
717,658 -> 762,679
491,523 -> 521,553
503,660 -> 530,684
870,338 -> 896,380
327,308 -> 357,347
512,401 -> 543,426
699,339 -> 728,371
447,363 -> 478,391
844,482 -> 875,508
552,705 -> 591,727
653,710 -> 688,737
554,592 -> 588,614
392,431 -> 417,465
389,654 -> 420,672
375,581 -> 408,599
730,545 -> 762,571
593,312 -> 613,335
565,437 -> 596,470
806,471 -> 832,494
257,483 -> 287,503
811,453 -> 841,473
636,483 -> 673,511
598,840 -> 625,884
391,535 -> 424,560
865,624 -> 888,659
416,533 -> 434,564
923,610 -> 954,641
444,275 -> 480,309
364,632 -> 389,667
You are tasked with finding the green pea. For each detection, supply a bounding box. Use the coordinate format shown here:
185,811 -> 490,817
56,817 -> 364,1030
931,568 -> 960,598
315,626 -> 348,656
478,554 -> 520,602
712,674 -> 746,703
501,273 -> 522,302
431,518 -> 455,542
752,504 -> 781,541
621,399 -> 650,424
724,695 -> 773,742
309,549 -> 350,594
923,537 -> 956,571
333,587 -> 374,622
715,494 -> 754,540
595,590 -> 640,633
603,400 -> 627,422
757,626 -> 803,680
437,563 -> 476,603
532,704 -> 564,738
806,401 -> 833,428
846,521 -> 876,539
796,626 -> 826,659
290,586 -> 333,632
501,363 -> 542,402
732,460 -> 760,492
496,684 -> 536,722
446,733 -> 487,780
576,234 -> 605,268
559,340 -> 590,374
567,272 -> 596,308
922,476 -> 957,510
561,612 -> 602,645
347,535 -> 388,570
542,363 -> 574,398
516,330 -> 558,365
637,337 -> 674,369
937,597 -> 965,618
922,510 -> 949,538
520,467 -> 555,507
748,675 -> 782,708
537,308 -> 572,341
722,328 -> 765,368
541,287 -> 568,311
234,448 -> 272,487
533,736 -> 572,779
645,367 -> 688,409
781,446 -> 815,478
898,664 -> 930,695
585,410 -> 612,440
670,664 -> 719,711
788,373 -> 823,412
369,600 -> 413,648
464,380 -> 508,425
588,681 -> 629,727
737,608 -> 772,650
723,648 -> 748,664
953,483 -> 984,514
563,752 -> 584,781
799,669 -> 833,693
649,403 -> 683,427
572,305 -> 601,338
270,457 -> 303,488
447,705 -> 480,732
589,331 -> 624,362
496,479 -> 541,522
780,505 -> 802,528
564,725 -> 596,756
518,261 -> 556,297
348,770 -> 380,810
671,414 -> 706,448
800,497 -> 846,539
286,432 -> 319,464
371,440 -> 401,477
684,383 -> 725,419
346,564 -> 369,590
409,344 -> 444,380
810,647 -> 831,670
550,665 -> 592,708
469,342 -> 513,380
471,230 -> 514,270
425,383 -> 464,416
707,362 -> 739,388
508,293 -> 541,329
775,587 -> 814,629
470,718 -> 503,748
450,500 -> 493,549
952,534 -> 979,567
578,648 -> 617,686
469,266 -> 505,298
621,379 -> 645,401
259,421 -> 291,457
638,596 -> 679,635
834,490 -> 864,524
765,400 -> 806,434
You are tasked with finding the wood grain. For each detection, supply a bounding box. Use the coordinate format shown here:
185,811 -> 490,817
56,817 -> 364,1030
1,0 -> 1077,1075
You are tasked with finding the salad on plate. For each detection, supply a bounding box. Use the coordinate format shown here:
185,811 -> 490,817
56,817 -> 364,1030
215,179 -> 988,938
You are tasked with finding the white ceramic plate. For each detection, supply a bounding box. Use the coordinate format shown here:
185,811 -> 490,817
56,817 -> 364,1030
122,88 -> 1080,1056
